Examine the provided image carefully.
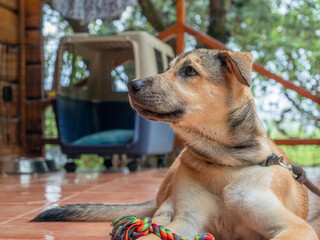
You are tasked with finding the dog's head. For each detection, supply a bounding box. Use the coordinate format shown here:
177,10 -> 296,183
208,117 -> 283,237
127,49 -> 254,126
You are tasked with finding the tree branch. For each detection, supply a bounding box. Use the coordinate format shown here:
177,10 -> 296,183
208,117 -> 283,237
197,0 -> 231,48
65,18 -> 89,33
138,0 -> 171,32
284,89 -> 318,126
274,108 -> 291,136
207,0 -> 230,43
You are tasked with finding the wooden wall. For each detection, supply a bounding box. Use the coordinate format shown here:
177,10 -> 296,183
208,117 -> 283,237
25,0 -> 43,155
0,0 -> 43,156
0,0 -> 20,155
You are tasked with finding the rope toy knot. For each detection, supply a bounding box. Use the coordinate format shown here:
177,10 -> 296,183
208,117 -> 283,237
110,215 -> 215,240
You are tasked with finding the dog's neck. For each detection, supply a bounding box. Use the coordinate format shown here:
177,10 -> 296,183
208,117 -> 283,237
172,100 -> 273,167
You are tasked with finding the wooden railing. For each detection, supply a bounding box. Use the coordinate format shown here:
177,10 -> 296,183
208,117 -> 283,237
157,0 -> 320,146
41,0 -> 319,147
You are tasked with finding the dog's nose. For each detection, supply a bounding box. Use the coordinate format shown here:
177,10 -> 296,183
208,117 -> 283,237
128,79 -> 144,94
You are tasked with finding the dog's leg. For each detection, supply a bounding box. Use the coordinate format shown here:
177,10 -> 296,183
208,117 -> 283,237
139,173 -> 213,240
265,208 -> 317,240
139,195 -> 211,240
225,186 -> 318,240
137,197 -> 174,240
160,175 -> 214,239
152,196 -> 174,226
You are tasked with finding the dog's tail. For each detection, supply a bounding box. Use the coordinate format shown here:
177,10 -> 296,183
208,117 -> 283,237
30,199 -> 157,222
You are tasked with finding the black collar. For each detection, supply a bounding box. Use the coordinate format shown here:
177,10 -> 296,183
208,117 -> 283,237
187,145 -> 281,168
258,153 -> 282,167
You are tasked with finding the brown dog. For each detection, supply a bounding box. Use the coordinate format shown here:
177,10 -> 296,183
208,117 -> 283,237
33,49 -> 318,240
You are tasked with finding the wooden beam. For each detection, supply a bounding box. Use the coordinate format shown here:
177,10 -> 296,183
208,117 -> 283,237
184,25 -> 228,50
19,0 -> 26,151
0,118 -> 19,146
0,44 -> 19,82
0,82 -> 19,118
25,133 -> 42,155
157,25 -> 177,42
0,6 -> 18,44
273,139 -> 320,145
175,0 -> 185,54
252,63 -> 320,105
26,101 -> 43,134
24,0 -> 44,155
25,30 -> 42,63
0,0 -> 18,11
0,146 -> 21,155
25,0 -> 41,29
26,29 -> 42,43
26,64 -> 42,98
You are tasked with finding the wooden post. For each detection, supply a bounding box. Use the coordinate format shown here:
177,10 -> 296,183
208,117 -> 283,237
19,0 -> 26,152
176,0 -> 185,54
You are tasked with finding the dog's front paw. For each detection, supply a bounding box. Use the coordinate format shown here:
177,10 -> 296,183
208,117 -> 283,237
137,234 -> 161,240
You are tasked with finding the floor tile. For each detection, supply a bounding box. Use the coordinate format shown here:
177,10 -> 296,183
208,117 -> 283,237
0,219 -> 112,239
61,191 -> 156,205
0,191 -> 76,204
0,204 -> 43,222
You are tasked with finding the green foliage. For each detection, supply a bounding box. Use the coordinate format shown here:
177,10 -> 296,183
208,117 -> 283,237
111,61 -> 135,91
43,4 -> 73,90
267,120 -> 320,166
226,0 -> 320,136
74,154 -> 104,169
72,55 -> 90,84
279,145 -> 320,167
44,106 -> 58,138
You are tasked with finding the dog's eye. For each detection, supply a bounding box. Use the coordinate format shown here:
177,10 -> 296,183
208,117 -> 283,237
185,66 -> 197,76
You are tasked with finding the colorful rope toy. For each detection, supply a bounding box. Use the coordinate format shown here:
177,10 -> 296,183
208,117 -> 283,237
110,215 -> 215,240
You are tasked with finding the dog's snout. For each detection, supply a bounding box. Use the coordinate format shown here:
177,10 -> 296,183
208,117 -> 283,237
128,79 -> 144,94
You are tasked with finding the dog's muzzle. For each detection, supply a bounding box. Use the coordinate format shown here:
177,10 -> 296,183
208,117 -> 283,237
127,79 -> 185,123
128,79 -> 144,95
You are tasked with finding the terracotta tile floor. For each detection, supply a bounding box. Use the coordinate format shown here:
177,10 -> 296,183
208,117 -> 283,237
0,169 -> 166,240
0,168 -> 319,240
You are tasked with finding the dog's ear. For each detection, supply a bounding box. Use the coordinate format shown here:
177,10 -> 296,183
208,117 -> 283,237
219,51 -> 253,87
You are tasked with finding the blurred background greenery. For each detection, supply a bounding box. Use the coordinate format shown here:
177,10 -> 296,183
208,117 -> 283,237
42,0 -> 319,167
